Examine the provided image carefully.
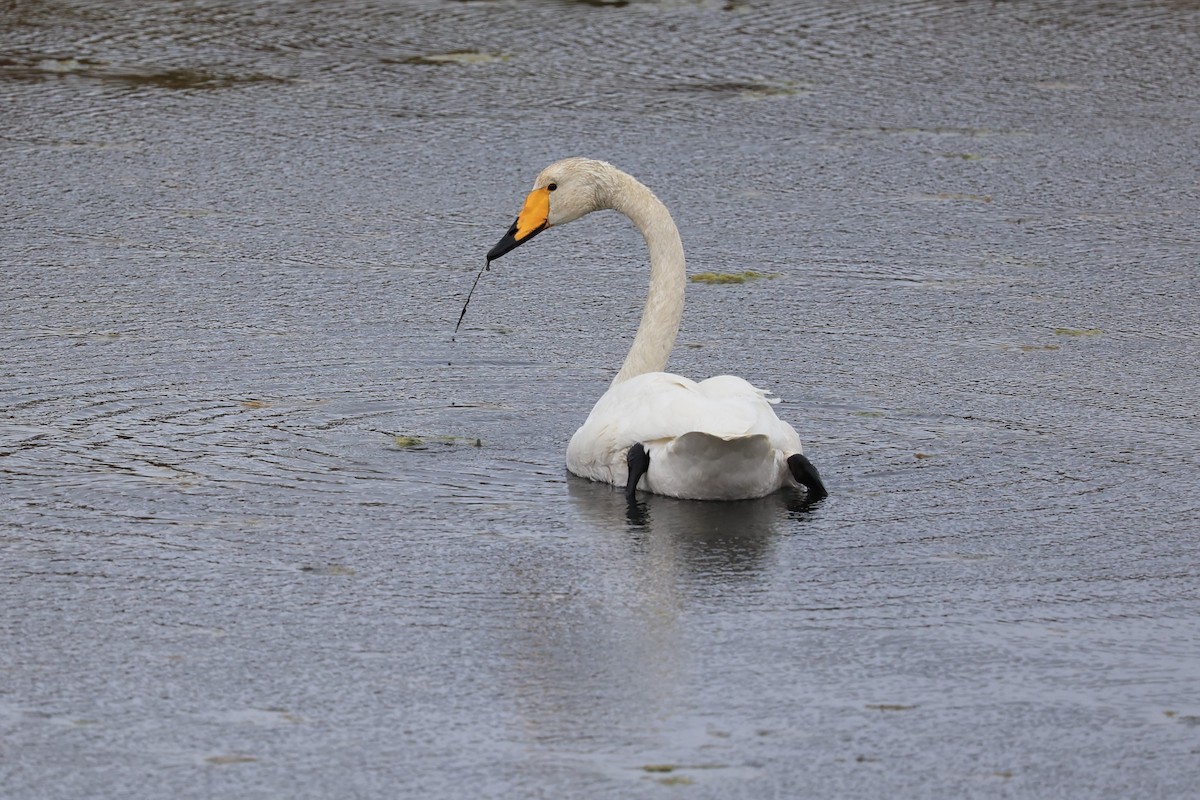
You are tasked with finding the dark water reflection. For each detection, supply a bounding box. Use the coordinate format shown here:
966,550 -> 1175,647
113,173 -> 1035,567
570,475 -> 810,575
3,0 -> 1200,798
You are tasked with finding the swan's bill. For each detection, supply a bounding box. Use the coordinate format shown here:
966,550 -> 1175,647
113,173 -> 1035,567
462,187 -> 551,334
487,186 -> 550,261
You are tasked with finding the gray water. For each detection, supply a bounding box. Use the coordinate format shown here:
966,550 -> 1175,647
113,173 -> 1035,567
3,1 -> 1199,797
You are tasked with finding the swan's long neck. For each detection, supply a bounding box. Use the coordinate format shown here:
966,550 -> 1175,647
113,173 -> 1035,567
607,173 -> 686,385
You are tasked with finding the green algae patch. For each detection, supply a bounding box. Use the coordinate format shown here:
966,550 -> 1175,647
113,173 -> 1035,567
206,754 -> 257,765
432,435 -> 483,447
638,763 -> 726,784
690,270 -> 777,285
392,434 -> 482,449
3,57 -> 289,90
393,435 -> 424,448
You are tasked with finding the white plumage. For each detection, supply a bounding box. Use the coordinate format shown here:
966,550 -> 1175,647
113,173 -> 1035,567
566,373 -> 801,500
485,158 -> 825,501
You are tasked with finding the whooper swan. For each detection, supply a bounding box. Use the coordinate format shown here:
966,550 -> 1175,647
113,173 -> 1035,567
486,157 -> 826,502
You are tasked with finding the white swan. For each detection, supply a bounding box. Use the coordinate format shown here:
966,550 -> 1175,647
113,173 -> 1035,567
486,157 -> 826,502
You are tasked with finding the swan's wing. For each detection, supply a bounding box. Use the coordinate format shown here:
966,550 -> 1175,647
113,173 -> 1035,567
652,430 -> 781,499
578,372 -> 765,440
694,375 -> 802,448
566,374 -> 694,482
565,372 -> 803,488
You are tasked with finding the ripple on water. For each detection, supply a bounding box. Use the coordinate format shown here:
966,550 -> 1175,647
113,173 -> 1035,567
3,2 -> 1200,798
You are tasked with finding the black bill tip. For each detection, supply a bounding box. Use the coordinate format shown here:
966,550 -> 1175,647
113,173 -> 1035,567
487,217 -> 545,262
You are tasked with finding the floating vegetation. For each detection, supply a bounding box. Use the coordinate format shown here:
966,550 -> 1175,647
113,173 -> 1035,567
241,400 -> 271,409
866,703 -> 917,711
1164,710 -> 1200,727
206,754 -> 257,765
392,434 -> 482,449
0,56 -> 99,80
638,763 -> 724,784
260,707 -> 304,724
1054,327 -> 1102,337
0,57 -> 288,89
299,564 -> 355,576
399,51 -> 510,66
739,83 -> 803,99
108,67 -> 286,90
690,270 -> 777,284
665,80 -> 802,99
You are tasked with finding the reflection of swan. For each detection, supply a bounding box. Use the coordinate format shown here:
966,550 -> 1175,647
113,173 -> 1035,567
487,158 -> 827,502
566,475 -> 810,577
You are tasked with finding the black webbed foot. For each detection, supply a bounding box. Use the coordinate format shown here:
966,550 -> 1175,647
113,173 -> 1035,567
626,443 -> 650,501
787,453 -> 828,500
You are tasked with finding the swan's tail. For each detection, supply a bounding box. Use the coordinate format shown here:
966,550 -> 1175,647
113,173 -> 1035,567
645,432 -> 783,500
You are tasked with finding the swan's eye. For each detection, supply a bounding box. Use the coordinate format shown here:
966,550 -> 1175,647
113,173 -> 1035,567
547,183 -> 558,191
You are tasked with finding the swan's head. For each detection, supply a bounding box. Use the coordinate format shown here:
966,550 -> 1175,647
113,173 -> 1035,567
487,157 -> 617,262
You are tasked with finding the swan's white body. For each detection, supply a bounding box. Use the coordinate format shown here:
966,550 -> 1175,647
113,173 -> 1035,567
487,157 -> 821,501
566,372 -> 803,500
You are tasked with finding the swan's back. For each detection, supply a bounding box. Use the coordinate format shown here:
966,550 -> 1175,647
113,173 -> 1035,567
566,372 -> 803,500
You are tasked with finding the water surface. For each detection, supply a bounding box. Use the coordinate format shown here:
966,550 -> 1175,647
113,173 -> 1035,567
2,1 -> 1199,797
